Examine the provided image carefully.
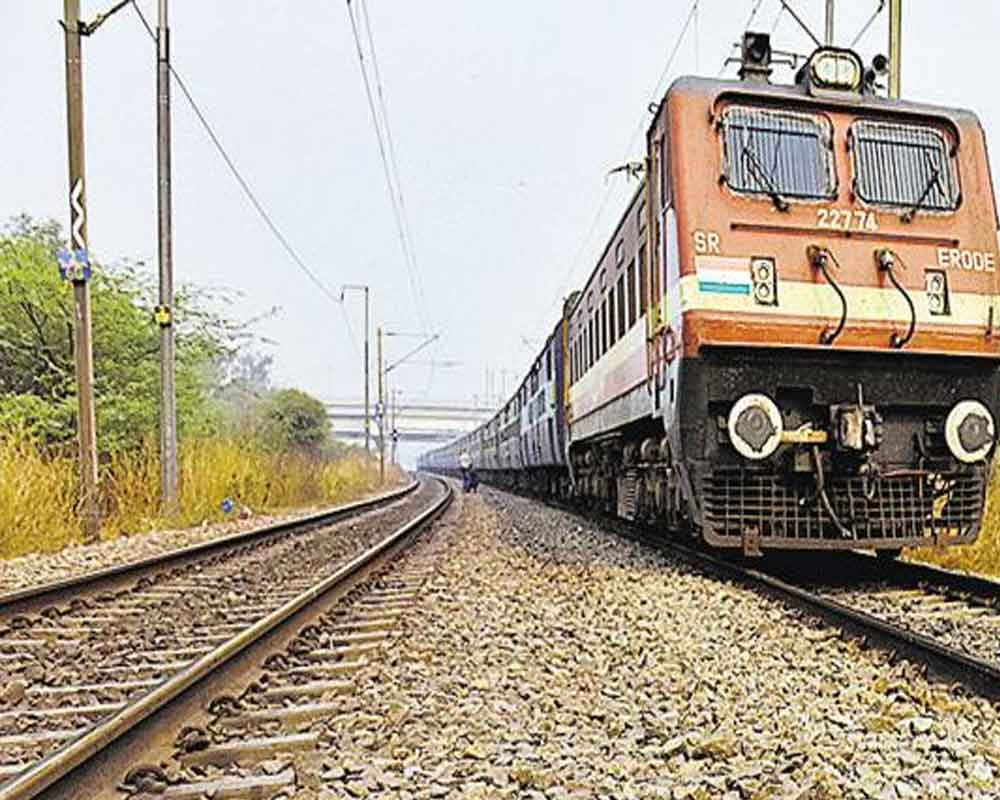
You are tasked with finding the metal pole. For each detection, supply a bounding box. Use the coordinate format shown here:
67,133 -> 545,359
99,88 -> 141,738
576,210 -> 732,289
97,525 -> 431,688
377,326 -> 385,483
390,390 -> 397,465
63,0 -> 101,543
888,0 -> 902,99
156,0 -> 179,514
825,0 -> 835,45
363,286 -> 370,453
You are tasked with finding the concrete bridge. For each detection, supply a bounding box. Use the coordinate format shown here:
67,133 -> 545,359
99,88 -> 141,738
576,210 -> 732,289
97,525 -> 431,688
326,400 -> 495,444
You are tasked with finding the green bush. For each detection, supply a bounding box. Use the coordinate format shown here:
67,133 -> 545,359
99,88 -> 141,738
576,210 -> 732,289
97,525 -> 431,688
260,388 -> 331,455
0,215 -> 235,454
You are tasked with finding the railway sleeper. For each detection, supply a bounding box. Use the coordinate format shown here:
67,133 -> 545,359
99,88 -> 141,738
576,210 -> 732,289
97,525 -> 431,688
257,679 -> 353,702
287,658 -> 367,679
178,732 -> 318,768
217,700 -> 343,728
132,768 -> 295,800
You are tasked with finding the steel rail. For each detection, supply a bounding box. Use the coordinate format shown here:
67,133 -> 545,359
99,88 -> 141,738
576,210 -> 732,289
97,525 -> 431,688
851,551 -> 1000,601
0,477 -> 452,800
515,488 -> 1000,699
660,538 -> 1000,697
608,521 -> 1000,699
0,479 -> 419,617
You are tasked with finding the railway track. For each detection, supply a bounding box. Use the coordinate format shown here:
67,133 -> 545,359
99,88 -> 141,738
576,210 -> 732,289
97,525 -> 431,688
507,488 -> 1000,699
0,476 -> 451,799
628,524 -> 1000,698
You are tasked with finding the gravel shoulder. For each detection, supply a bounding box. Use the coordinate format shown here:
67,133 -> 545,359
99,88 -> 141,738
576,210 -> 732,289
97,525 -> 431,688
319,487 -> 1000,800
0,480 -> 408,595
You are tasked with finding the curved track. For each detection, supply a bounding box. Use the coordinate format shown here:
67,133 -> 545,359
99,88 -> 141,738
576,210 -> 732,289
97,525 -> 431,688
0,480 -> 419,618
0,477 -> 450,800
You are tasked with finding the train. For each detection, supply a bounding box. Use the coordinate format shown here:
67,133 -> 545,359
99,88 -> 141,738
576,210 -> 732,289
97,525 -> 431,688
418,34 -> 1000,557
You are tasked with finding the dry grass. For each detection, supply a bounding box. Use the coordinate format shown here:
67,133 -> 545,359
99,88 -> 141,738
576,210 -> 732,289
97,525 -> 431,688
0,431 -> 78,557
909,471 -> 1000,578
12,424 -> 994,576
0,429 -> 395,560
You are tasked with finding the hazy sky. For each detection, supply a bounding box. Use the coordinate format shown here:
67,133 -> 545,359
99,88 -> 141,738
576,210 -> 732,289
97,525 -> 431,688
4,2 -> 1000,422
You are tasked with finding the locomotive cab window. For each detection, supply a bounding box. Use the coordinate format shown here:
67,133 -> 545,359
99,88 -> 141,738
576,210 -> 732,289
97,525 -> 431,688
720,106 -> 835,202
850,120 -> 959,214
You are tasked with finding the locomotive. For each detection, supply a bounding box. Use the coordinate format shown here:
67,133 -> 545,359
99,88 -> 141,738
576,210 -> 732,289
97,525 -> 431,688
419,34 -> 1000,556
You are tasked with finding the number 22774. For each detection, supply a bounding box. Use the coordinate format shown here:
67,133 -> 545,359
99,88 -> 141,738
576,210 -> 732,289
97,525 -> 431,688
817,208 -> 879,232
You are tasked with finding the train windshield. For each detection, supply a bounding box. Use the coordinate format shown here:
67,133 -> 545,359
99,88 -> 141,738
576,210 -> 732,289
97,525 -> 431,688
850,120 -> 959,213
721,106 -> 835,201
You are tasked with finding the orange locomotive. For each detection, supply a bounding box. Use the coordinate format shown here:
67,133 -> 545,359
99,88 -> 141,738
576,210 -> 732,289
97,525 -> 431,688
422,35 -> 1000,556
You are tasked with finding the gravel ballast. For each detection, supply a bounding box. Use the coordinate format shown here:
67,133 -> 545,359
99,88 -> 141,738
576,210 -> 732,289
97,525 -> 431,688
0,483 -> 407,595
315,487 -> 1000,800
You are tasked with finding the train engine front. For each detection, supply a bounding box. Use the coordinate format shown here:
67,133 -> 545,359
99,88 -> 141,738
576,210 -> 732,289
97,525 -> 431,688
652,37 -> 1000,554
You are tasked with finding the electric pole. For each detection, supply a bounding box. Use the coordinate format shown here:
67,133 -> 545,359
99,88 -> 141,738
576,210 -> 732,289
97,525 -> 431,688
156,0 -> 179,514
377,326 -> 385,483
824,0 -> 834,45
63,0 -> 101,543
341,285 -> 371,452
888,0 -> 902,99
390,389 -> 401,466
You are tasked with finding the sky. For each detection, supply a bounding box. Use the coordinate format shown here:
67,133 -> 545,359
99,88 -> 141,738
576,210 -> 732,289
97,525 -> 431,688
4,2 -> 1000,451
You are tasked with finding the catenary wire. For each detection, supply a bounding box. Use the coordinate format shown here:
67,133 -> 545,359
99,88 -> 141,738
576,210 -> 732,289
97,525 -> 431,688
720,0 -> 769,75
128,1 -> 362,359
851,1 -> 887,47
346,0 -> 433,339
356,0 -> 438,400
522,0 -> 700,344
357,0 -> 433,335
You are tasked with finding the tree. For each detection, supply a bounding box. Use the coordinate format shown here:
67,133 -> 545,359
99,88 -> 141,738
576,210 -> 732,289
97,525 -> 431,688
261,389 -> 331,455
0,216 -> 248,453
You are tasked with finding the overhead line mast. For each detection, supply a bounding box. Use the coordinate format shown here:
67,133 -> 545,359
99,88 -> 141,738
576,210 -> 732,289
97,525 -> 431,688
62,0 -> 101,542
156,0 -> 179,514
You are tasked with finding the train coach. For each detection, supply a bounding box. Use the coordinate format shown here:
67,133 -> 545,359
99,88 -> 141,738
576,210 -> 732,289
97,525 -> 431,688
420,35 -> 1000,557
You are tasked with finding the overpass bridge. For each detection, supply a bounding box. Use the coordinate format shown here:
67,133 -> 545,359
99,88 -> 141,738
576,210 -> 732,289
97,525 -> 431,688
327,400 -> 495,445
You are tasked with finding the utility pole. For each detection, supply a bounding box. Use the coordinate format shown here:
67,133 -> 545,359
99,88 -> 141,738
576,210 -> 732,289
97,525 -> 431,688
824,0 -> 835,45
390,389 -> 399,466
888,0 -> 902,99
156,0 -> 179,514
379,330 -> 439,472
341,285 -> 371,452
377,326 -> 385,483
63,0 -> 101,542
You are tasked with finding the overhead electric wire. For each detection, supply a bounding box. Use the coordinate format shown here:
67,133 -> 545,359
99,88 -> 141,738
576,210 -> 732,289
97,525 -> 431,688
851,1 -> 887,47
776,0 -> 820,45
523,0 -> 700,343
346,0 -> 433,339
128,1 -> 361,359
770,5 -> 786,34
356,0 -> 438,400
719,0 -> 768,75
745,0 -> 768,30
357,0 -> 433,335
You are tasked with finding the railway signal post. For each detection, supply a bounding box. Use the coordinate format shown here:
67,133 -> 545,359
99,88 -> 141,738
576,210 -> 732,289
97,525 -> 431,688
62,0 -> 100,542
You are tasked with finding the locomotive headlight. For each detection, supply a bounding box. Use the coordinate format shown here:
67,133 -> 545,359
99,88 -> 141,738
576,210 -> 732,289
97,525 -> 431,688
751,257 -> 778,307
809,48 -> 863,92
925,269 -> 950,316
944,400 -> 995,464
728,393 -> 783,460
